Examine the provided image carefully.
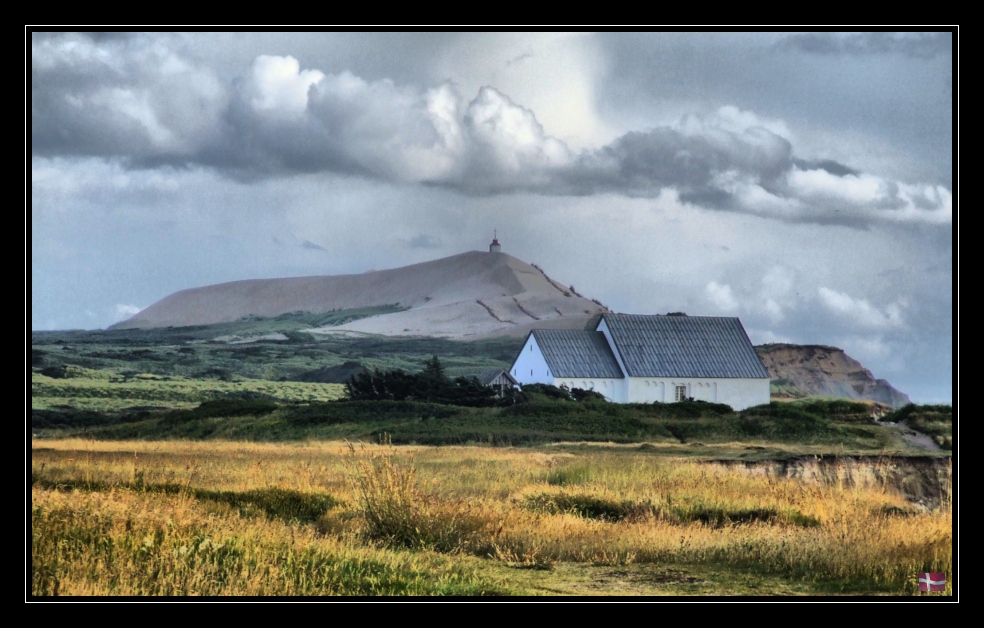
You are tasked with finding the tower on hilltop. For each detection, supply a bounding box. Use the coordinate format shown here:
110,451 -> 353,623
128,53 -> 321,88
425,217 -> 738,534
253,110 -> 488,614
489,230 -> 501,253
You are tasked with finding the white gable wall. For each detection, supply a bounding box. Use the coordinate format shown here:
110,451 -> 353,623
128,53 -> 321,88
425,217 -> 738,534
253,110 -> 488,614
510,334 -> 555,385
509,333 -> 626,401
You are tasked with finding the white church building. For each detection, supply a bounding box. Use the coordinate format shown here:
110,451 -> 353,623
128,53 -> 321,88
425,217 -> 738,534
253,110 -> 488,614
509,313 -> 771,410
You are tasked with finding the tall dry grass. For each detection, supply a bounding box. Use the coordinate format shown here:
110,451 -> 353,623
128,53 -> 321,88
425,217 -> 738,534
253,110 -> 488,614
32,439 -> 951,595
31,487 -> 506,596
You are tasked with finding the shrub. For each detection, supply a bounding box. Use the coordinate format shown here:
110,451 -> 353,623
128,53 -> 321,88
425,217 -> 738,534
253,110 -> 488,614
647,399 -> 734,419
39,365 -> 68,379
738,403 -> 835,438
519,383 -> 573,402
347,444 -> 500,554
881,403 -> 953,425
790,399 -> 870,421
570,388 -> 607,403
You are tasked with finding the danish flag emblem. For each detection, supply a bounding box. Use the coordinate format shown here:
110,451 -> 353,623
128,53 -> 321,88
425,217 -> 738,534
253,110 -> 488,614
917,572 -> 946,592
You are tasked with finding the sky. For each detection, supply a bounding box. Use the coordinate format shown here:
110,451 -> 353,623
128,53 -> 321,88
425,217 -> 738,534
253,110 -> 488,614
30,31 -> 954,403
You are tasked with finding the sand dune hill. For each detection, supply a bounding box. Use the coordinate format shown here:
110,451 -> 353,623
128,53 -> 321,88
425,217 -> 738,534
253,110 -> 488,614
112,251 -> 608,338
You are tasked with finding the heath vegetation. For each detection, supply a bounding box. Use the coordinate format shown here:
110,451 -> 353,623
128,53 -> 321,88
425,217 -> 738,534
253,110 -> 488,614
32,439 -> 951,596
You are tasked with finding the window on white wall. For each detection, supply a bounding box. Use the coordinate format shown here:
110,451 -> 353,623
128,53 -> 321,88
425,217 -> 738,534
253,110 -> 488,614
675,385 -> 687,402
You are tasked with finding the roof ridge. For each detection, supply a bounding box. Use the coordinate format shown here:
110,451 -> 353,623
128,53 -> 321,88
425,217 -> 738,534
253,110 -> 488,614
604,312 -> 740,320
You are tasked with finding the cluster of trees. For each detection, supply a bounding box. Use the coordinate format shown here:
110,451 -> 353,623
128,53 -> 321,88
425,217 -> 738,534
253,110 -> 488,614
344,356 -> 507,407
344,357 -> 609,407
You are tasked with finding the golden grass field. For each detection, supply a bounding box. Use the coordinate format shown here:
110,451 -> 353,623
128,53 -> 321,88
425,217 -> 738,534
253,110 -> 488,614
31,439 -> 951,596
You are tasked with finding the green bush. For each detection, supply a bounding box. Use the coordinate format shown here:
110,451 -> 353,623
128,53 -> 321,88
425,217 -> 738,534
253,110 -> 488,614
646,400 -> 734,419
569,388 -> 608,403
791,399 -> 870,420
881,403 -> 953,425
39,366 -> 68,379
738,403 -> 835,438
520,384 -> 574,401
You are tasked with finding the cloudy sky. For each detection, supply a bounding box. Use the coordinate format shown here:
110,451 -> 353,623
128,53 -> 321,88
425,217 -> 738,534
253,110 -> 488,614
31,32 -> 953,402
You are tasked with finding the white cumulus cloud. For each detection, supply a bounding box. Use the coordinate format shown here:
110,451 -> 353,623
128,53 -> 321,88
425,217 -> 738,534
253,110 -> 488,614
114,303 -> 143,321
250,55 -> 324,116
817,287 -> 905,330
705,281 -> 739,311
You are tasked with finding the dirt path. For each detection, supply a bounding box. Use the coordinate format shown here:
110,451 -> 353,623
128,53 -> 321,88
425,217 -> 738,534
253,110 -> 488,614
880,421 -> 941,451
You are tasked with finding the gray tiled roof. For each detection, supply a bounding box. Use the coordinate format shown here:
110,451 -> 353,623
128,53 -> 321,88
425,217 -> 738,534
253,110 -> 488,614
600,314 -> 770,379
476,368 -> 519,386
531,330 -> 624,378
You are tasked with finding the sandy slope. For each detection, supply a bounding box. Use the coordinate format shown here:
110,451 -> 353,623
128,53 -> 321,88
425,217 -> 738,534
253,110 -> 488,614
113,251 -> 608,338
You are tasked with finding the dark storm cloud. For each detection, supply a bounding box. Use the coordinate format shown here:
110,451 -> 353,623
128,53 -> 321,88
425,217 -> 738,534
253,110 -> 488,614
594,32 -> 952,187
30,37 -> 792,199
792,158 -> 859,177
678,189 -> 737,210
777,32 -> 953,59
563,125 -> 792,194
79,32 -> 138,42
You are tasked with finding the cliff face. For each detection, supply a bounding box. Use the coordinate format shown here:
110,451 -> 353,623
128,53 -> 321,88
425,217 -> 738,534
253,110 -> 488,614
710,456 -> 950,510
755,344 -> 911,409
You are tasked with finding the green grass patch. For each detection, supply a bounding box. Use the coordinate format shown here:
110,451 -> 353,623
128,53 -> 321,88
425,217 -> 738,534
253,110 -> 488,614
32,328 -> 522,383
32,473 -> 340,525
36,396 -> 899,452
546,466 -> 593,486
522,492 -> 652,521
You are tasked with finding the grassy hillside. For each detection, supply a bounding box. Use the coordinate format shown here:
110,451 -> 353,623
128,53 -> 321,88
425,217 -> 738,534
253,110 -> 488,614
880,404 -> 953,450
31,322 -> 948,453
32,368 -> 936,456
32,314 -> 522,383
